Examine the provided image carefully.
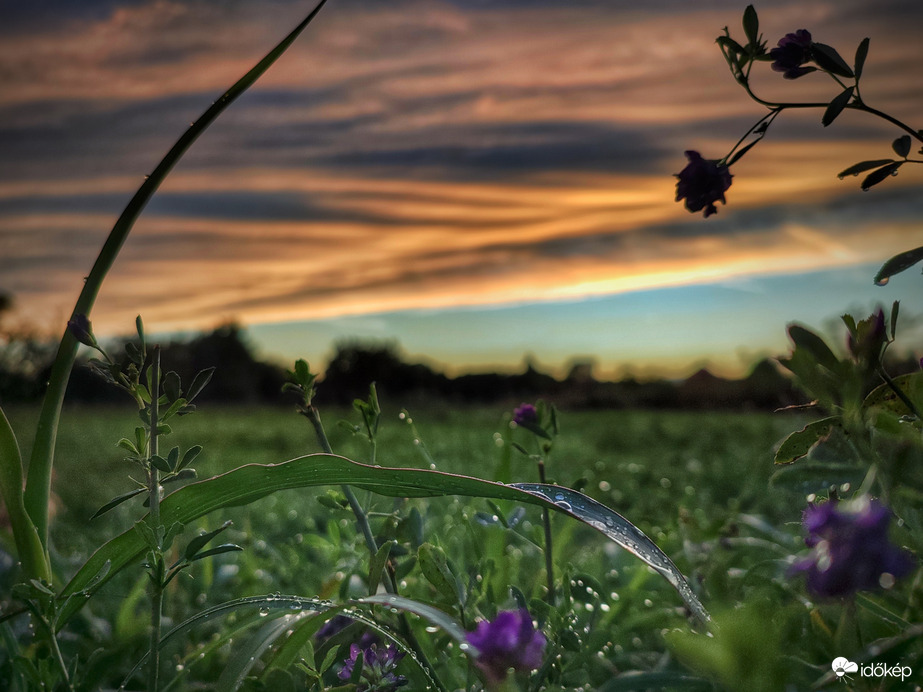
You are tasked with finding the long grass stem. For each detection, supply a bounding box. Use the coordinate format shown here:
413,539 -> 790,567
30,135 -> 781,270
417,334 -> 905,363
147,347 -> 163,692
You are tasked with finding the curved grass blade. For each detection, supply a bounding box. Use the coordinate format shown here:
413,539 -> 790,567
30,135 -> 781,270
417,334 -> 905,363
0,409 -> 50,581
216,612 -> 313,692
60,455 -> 709,624
360,594 -> 471,649
121,595 -> 439,691
23,0 -> 331,555
511,483 -> 709,623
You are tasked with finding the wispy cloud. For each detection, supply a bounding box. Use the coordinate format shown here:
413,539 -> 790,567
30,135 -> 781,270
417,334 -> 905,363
2,0 -> 921,363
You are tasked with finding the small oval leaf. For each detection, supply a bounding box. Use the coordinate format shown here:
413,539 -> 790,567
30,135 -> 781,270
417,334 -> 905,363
854,37 -> 870,80
892,135 -> 912,158
822,86 -> 854,127
837,159 -> 895,179
861,161 -> 903,191
811,42 -> 855,78
874,246 -> 923,285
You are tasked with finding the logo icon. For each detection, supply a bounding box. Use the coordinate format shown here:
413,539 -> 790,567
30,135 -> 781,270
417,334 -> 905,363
832,657 -> 858,681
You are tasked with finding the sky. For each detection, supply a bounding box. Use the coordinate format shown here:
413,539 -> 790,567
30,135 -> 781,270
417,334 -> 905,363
1,0 -> 922,379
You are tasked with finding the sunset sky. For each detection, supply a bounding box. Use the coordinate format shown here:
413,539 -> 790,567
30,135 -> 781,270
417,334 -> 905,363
2,0 -> 922,378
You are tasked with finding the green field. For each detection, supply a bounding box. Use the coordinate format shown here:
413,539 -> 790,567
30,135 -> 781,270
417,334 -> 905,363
3,401 -> 816,689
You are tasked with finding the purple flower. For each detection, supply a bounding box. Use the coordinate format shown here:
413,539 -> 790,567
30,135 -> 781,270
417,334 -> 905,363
338,642 -> 407,691
513,403 -> 539,426
791,498 -> 915,599
467,609 -> 546,684
67,313 -> 98,348
769,29 -> 816,79
674,151 -> 732,218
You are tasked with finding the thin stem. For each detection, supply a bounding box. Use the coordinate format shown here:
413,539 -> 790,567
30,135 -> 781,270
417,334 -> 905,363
537,460 -> 555,606
302,405 -> 448,692
148,347 -> 162,692
303,406 -> 384,575
740,81 -> 922,142
36,612 -> 73,692
877,365 -> 922,420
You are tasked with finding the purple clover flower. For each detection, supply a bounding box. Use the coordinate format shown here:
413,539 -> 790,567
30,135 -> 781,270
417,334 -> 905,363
338,642 -> 407,692
791,498 -> 915,599
513,403 -> 539,426
769,29 -> 816,79
674,151 -> 732,218
466,609 -> 546,684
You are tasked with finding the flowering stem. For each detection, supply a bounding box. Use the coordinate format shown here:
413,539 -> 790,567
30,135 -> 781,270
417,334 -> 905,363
302,405 -> 448,692
740,82 -> 923,143
303,405 -> 386,580
537,460 -> 555,606
148,347 -> 163,692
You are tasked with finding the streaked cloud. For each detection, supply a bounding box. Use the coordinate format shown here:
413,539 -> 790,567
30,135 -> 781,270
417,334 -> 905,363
1,0 -> 921,372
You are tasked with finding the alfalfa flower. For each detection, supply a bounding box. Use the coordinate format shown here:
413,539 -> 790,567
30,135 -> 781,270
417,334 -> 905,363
769,29 -> 816,79
467,609 -> 546,685
791,497 -> 915,599
513,403 -> 539,427
674,151 -> 732,218
338,642 -> 407,691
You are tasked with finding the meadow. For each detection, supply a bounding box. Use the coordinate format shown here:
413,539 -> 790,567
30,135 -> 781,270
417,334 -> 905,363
3,401 -> 810,690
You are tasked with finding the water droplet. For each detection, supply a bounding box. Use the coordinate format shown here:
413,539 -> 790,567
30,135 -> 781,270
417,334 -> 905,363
875,276 -> 890,286
258,607 -> 270,617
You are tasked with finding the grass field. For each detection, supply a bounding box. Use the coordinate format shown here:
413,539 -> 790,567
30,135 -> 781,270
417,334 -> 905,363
3,400 -> 814,689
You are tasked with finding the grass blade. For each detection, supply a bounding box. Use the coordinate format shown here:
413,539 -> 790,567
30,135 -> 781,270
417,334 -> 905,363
22,0 -> 331,558
0,408 -> 50,581
59,454 -> 709,626
68,456 -> 709,621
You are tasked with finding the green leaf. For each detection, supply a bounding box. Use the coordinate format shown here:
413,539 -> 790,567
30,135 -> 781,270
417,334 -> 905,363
368,540 -> 395,596
186,367 -> 215,403
178,445 -> 203,472
774,416 -> 842,465
837,159 -> 895,179
162,371 -> 181,402
890,300 -> 899,340
91,487 -> 147,519
892,135 -> 912,158
854,37 -> 870,80
811,42 -> 854,78
149,454 -> 172,473
874,246 -> 923,285
787,324 -> 839,371
418,543 -> 459,602
294,359 -> 312,388
59,455 -> 709,626
135,315 -> 146,348
861,161 -> 903,191
183,520 -> 234,561
742,5 -> 759,46
821,86 -> 854,127
864,373 -> 923,416
188,543 -> 243,562
116,438 -> 137,455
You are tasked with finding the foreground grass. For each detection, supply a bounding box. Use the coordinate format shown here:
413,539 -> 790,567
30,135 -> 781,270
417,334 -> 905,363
4,401 -> 809,689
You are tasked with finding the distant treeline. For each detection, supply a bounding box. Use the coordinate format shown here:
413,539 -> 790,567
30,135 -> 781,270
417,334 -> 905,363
0,323 -> 917,410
